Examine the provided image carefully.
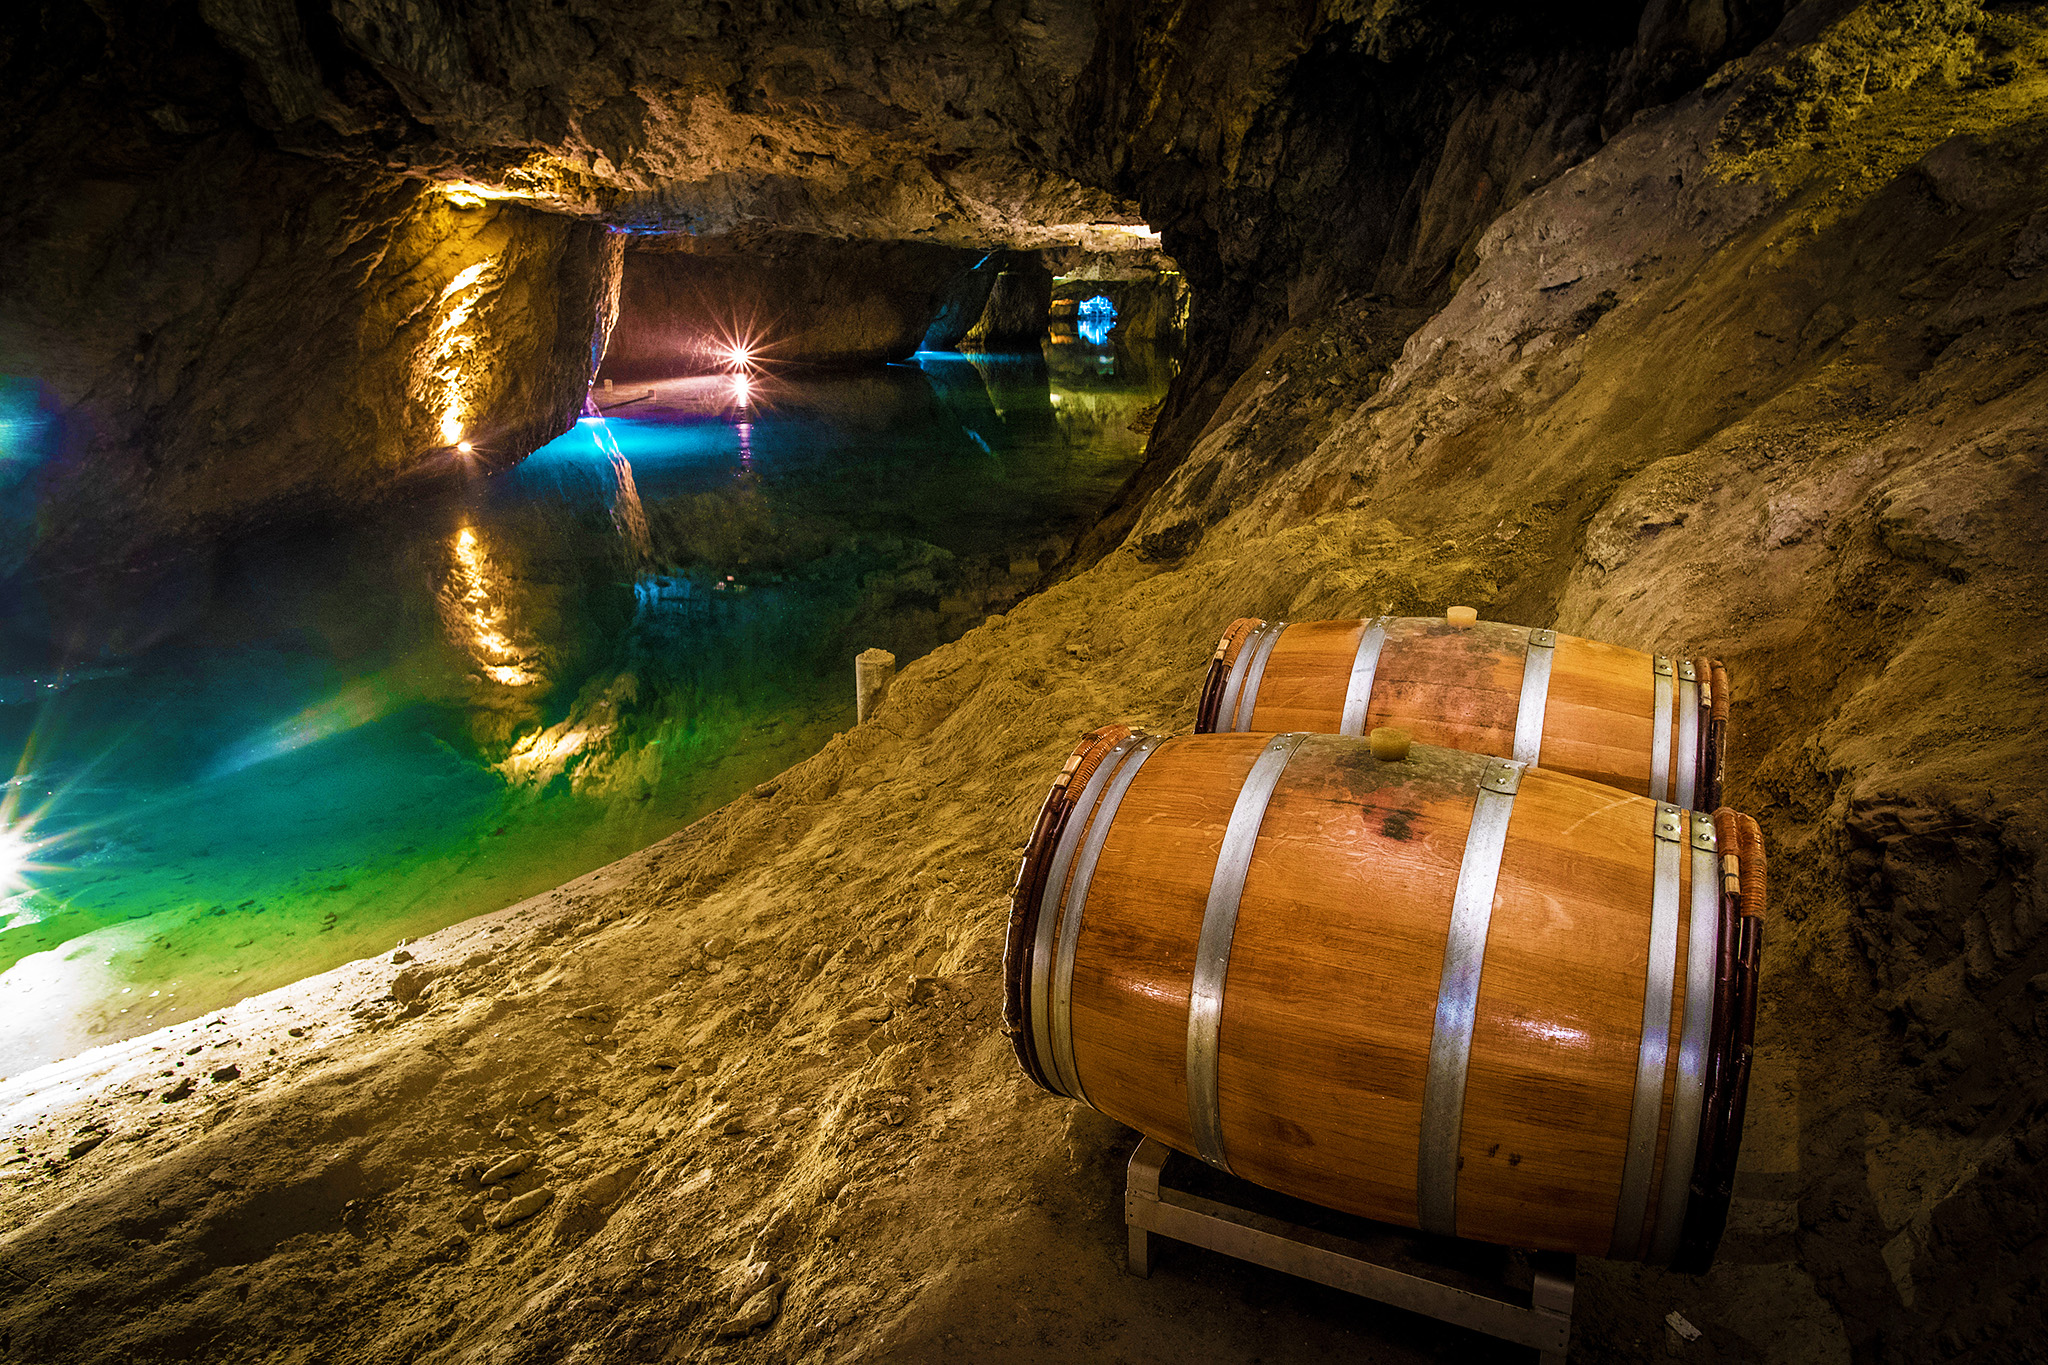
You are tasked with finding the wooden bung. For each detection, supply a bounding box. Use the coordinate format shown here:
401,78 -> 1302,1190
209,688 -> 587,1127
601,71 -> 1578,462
1005,727 -> 1766,1271
1195,614 -> 1728,809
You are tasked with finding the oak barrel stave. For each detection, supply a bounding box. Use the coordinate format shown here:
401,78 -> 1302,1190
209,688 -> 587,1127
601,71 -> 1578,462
1193,614 -> 1728,808
1005,727 -> 1765,1268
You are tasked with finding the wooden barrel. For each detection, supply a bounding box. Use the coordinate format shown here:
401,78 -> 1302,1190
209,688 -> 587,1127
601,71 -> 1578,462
1003,726 -> 1766,1270
1193,613 -> 1730,810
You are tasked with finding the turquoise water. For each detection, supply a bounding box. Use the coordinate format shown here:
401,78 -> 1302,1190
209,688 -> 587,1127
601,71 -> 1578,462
0,340 -> 1170,1075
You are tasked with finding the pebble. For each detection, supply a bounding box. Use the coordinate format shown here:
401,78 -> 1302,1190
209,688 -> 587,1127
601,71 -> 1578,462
160,1079 -> 194,1103
390,967 -> 436,1004
853,1005 -> 893,1024
482,1152 -> 536,1184
488,1188 -> 553,1229
210,1065 -> 240,1083
703,935 -> 735,959
392,949 -> 415,964
727,1259 -> 776,1306
717,1283 -> 782,1336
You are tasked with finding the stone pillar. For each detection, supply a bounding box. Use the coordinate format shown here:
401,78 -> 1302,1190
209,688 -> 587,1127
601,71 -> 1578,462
855,648 -> 896,724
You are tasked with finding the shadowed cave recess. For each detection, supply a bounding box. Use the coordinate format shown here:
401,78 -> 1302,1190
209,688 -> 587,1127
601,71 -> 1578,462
1,0 -> 2046,1362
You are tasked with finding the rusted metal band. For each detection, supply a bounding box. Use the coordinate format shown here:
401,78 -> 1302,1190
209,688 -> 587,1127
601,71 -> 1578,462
1609,803 -> 1686,1258
1050,735 -> 1162,1107
1212,622 -> 1264,736
1651,811 -> 1720,1264
1650,656 -> 1674,802
1512,628 -> 1556,765
1338,618 -> 1389,736
1187,732 -> 1306,1171
1029,734 -> 1138,1095
1230,622 -> 1288,732
1675,660 -> 1701,810
1418,758 -> 1524,1236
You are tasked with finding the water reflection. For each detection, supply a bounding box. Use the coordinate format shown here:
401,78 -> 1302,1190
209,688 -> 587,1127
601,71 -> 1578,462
0,333 -> 1177,1073
445,526 -> 541,687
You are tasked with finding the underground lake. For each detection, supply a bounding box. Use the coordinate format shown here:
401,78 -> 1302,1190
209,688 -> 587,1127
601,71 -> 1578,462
0,335 -> 1172,1077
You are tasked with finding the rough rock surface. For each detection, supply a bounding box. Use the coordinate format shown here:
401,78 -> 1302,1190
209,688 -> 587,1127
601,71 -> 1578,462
961,255 -> 1056,350
598,234 -> 984,376
1052,275 -> 1188,347
3,8 -> 2046,1364
0,4 -> 622,587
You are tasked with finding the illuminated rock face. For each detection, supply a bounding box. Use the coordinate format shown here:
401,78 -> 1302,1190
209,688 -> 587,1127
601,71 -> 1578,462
0,0 -> 1783,580
0,139 -> 618,590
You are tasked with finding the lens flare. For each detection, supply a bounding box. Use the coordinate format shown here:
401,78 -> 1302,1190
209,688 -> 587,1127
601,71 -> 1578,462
0,822 -> 34,894
725,344 -> 753,370
729,373 -> 752,407
205,676 -> 407,779
0,750 -> 70,896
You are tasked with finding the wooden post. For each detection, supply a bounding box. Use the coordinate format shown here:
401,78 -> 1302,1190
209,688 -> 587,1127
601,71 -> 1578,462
855,648 -> 896,724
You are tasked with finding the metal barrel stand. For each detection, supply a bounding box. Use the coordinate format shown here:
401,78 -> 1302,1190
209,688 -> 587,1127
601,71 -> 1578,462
1124,1137 -> 1575,1362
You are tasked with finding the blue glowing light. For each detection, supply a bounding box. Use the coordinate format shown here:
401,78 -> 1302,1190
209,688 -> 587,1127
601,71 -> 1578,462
1076,295 -> 1118,346
0,377 -> 56,489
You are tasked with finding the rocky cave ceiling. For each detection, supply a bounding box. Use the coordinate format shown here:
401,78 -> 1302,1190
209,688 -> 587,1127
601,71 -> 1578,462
0,0 -> 1799,579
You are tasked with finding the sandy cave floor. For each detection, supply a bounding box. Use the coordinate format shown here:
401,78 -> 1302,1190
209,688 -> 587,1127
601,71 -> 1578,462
0,524 -> 1847,1365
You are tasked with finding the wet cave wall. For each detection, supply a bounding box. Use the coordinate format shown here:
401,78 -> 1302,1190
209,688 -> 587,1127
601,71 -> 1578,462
0,2 -> 622,616
595,235 -> 990,377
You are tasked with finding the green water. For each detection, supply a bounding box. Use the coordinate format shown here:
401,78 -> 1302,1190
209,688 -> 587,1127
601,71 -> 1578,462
0,339 -> 1171,1075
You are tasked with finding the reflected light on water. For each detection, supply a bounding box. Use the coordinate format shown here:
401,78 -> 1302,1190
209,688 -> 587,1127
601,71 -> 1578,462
206,677 -> 407,779
447,526 -> 540,687
580,417 -> 652,564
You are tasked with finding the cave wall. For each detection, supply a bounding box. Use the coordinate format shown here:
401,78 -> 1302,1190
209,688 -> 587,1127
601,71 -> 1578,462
1057,0 -> 1796,569
598,235 -> 986,377
960,254 -> 1055,350
0,0 -> 621,601
0,141 -> 619,594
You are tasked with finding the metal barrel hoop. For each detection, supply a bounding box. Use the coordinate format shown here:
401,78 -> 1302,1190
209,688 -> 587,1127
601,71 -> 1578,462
1608,802 -> 1686,1258
1214,622 -> 1269,733
1050,735 -> 1163,1106
1512,628 -> 1557,765
1231,622 -> 1289,732
1417,757 -> 1525,1237
1028,734 -> 1140,1095
1338,617 -> 1390,737
1186,733 -> 1308,1171
1649,810 -> 1720,1264
1650,656 -> 1675,803
1674,659 -> 1701,810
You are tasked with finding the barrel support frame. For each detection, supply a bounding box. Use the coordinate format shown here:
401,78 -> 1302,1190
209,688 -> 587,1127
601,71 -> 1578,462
1126,1137 -> 1575,1363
